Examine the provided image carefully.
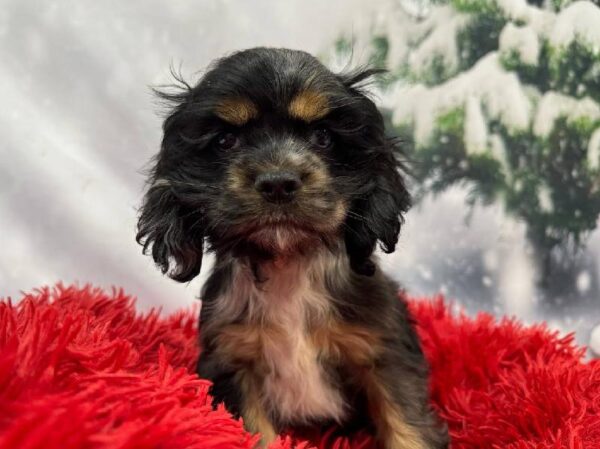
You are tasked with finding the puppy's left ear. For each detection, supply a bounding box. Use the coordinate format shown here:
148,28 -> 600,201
344,142 -> 411,276
339,68 -> 411,275
136,181 -> 205,283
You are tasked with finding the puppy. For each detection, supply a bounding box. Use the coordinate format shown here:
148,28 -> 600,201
137,47 -> 448,449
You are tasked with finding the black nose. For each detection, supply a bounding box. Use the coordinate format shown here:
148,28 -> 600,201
255,171 -> 302,203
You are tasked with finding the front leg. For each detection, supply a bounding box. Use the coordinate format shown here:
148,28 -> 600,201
313,321 -> 441,448
198,354 -> 277,447
237,369 -> 277,448
209,324 -> 277,447
361,367 -> 428,449
196,350 -> 243,416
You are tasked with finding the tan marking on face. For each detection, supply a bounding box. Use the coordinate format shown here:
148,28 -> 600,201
288,90 -> 329,122
330,200 -> 348,228
215,97 -> 258,125
301,157 -> 329,187
227,164 -> 254,193
225,149 -> 346,250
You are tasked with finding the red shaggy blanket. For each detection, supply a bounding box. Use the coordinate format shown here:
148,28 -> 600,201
0,285 -> 598,449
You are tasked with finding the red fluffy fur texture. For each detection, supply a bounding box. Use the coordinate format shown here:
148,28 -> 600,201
0,284 -> 598,449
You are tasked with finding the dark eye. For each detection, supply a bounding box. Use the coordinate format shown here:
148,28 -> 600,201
310,127 -> 333,149
216,132 -> 239,150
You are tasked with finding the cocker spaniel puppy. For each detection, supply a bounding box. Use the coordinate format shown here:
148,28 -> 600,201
137,47 -> 448,449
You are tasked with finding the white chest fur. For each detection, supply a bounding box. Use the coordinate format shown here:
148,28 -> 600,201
208,252 -> 348,424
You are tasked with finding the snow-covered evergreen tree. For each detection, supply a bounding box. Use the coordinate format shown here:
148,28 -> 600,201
336,0 -> 600,284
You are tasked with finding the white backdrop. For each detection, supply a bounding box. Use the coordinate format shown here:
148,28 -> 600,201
1,0 -> 598,343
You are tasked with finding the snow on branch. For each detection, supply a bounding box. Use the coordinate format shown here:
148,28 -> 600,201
389,53 -> 531,147
533,91 -> 600,137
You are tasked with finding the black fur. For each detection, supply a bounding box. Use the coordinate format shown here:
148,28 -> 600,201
136,47 -> 410,279
137,47 -> 447,448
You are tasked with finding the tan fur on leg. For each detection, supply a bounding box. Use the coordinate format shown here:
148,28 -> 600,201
238,371 -> 277,448
313,322 -> 425,448
361,370 -> 426,449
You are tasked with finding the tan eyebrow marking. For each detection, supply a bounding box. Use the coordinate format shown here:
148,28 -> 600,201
214,97 -> 259,126
288,90 -> 330,122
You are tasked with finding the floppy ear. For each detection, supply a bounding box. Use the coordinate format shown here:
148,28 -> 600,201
337,68 -> 411,275
344,142 -> 411,276
136,180 -> 205,282
136,76 -> 207,283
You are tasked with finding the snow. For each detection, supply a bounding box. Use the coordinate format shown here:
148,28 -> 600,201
496,0 -> 556,35
350,0 -> 600,157
576,270 -> 591,293
588,128 -> 600,171
417,264 -> 433,281
499,23 -> 540,66
496,0 -> 530,20
391,53 -> 531,147
465,96 -> 488,155
533,92 -> 600,137
407,6 -> 468,78
550,1 -> 600,50
329,0 -> 471,77
369,0 -> 600,347
496,219 -> 536,319
483,249 -> 500,271
537,184 -> 554,213
385,83 -> 426,127
382,18 -> 412,71
353,1 -> 469,74
496,0 -> 600,53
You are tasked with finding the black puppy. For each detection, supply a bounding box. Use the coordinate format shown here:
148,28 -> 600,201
137,47 -> 448,449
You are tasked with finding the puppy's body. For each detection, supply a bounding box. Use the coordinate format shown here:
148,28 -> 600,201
137,48 -> 448,448
198,244 -> 444,448
201,248 -> 347,425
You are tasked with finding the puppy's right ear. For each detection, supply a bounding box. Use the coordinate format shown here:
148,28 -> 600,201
137,70 -> 208,282
136,180 -> 204,283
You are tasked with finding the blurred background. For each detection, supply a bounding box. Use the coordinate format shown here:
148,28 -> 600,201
2,0 -> 599,350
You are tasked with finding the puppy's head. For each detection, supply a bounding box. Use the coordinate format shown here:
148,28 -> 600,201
137,47 -> 410,281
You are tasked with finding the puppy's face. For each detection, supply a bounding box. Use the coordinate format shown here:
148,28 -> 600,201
137,48 -> 410,281
209,89 -> 349,255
